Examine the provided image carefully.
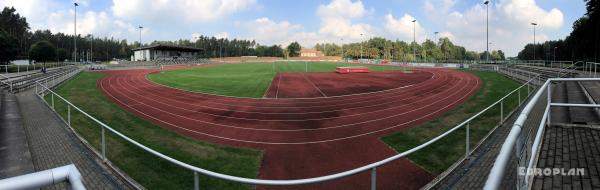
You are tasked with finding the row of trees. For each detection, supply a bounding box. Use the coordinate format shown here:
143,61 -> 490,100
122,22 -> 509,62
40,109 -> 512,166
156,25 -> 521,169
315,37 -> 505,61
517,0 -> 599,62
1,5 -> 507,65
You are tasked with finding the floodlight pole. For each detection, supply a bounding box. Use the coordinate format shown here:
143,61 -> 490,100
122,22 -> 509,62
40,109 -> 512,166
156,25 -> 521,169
360,33 -> 364,60
138,26 -> 143,47
531,23 -> 537,60
553,47 -> 557,63
90,35 -> 93,63
484,1 -> 490,64
341,38 -> 344,62
74,3 -> 78,64
412,19 -> 416,62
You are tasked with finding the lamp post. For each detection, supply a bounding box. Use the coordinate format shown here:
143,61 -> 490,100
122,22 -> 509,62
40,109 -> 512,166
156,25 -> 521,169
360,33 -> 364,60
138,26 -> 143,47
484,1 -> 490,63
412,19 -> 417,62
553,46 -> 557,67
73,3 -> 78,64
340,38 -> 344,62
531,23 -> 537,60
90,35 -> 93,63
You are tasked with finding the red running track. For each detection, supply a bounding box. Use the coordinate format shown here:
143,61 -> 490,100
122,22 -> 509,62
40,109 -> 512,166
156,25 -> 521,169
97,65 -> 481,190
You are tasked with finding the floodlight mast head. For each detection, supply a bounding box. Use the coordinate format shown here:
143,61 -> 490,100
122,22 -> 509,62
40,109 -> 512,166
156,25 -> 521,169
531,23 -> 537,26
484,1 -> 489,5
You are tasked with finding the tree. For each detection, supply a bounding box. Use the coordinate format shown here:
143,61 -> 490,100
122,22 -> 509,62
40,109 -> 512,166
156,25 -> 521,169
0,30 -> 19,64
29,41 -> 56,63
287,41 -> 301,57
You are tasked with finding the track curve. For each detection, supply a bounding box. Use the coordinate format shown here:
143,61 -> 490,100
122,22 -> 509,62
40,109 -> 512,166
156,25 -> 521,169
97,64 -> 481,190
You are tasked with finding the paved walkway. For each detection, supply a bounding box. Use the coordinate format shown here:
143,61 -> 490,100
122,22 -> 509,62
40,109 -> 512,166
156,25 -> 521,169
16,90 -> 130,189
532,126 -> 600,190
430,89 -> 548,190
0,90 -> 34,178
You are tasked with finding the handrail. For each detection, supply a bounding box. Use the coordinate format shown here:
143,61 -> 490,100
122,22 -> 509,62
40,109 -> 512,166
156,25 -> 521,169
36,72 -> 535,187
0,164 -> 85,190
484,77 -> 600,190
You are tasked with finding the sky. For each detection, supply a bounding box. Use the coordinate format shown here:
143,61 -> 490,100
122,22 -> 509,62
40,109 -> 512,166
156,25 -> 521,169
0,0 -> 587,56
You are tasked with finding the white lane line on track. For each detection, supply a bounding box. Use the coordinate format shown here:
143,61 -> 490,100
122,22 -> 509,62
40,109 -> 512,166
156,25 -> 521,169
117,73 -> 458,122
100,74 -> 480,144
138,70 -> 442,110
143,68 -> 434,101
104,71 -> 475,134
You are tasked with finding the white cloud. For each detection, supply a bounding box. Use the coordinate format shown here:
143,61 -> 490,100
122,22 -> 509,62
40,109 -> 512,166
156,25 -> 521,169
384,14 -> 426,43
0,0 -> 59,30
239,17 -> 322,47
111,0 -> 256,23
317,0 -> 372,41
434,0 -> 564,56
317,0 -> 365,19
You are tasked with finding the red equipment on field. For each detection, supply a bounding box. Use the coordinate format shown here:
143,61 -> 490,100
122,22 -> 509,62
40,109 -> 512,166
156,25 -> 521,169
336,66 -> 369,73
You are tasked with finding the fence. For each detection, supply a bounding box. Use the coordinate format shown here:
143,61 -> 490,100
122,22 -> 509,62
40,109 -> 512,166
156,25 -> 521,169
0,62 -> 71,74
34,64 -> 539,189
484,78 -> 600,190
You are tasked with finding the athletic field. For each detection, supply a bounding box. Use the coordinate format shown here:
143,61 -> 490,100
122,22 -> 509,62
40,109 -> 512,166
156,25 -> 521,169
147,62 -> 406,97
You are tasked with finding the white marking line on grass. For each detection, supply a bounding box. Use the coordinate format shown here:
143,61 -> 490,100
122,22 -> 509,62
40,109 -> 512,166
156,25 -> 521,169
302,73 -> 327,97
276,73 -> 282,99
100,75 -> 480,144
262,73 -> 277,98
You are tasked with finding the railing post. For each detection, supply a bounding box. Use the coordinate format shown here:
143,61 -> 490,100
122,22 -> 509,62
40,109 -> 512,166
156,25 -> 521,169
371,167 -> 377,190
194,171 -> 200,190
547,83 -> 552,124
51,93 -> 54,110
518,90 -> 521,105
465,122 -> 470,157
67,105 -> 71,127
102,127 -> 106,161
500,100 -> 504,122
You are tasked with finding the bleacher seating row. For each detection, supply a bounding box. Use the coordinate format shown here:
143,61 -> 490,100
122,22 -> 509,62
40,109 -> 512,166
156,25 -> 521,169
0,66 -> 79,93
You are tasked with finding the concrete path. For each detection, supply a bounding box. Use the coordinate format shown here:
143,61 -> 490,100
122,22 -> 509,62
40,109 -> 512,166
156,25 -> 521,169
0,90 -> 35,178
16,90 -> 130,189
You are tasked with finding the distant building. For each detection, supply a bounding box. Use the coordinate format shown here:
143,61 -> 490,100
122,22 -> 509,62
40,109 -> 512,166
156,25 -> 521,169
131,45 -> 202,61
300,48 -> 324,57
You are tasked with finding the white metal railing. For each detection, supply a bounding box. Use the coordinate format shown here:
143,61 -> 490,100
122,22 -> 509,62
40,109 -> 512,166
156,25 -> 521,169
484,78 -> 600,190
35,67 -> 536,189
0,164 -> 85,190
585,62 -> 599,77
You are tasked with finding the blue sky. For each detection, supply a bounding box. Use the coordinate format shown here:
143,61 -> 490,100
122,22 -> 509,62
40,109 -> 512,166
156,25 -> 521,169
1,0 -> 587,56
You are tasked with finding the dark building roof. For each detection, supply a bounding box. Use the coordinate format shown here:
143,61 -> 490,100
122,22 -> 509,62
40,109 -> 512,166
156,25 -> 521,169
131,44 -> 203,52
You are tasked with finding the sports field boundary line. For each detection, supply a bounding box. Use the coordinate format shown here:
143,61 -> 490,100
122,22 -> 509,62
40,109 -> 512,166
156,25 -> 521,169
302,73 -> 327,97
262,73 -> 277,98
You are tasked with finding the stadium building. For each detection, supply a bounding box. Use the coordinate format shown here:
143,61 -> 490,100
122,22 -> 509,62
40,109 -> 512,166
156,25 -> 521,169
131,45 -> 202,61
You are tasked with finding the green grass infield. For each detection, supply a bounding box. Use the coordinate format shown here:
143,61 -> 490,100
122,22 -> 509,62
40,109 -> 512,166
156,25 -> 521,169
147,62 -> 406,98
